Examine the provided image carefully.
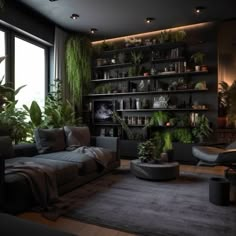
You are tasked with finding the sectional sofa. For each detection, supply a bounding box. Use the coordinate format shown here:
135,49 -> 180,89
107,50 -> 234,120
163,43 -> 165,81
0,126 -> 120,214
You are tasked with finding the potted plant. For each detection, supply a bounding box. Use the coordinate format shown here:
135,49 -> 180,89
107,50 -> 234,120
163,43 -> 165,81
149,111 -> 169,127
192,114 -> 212,143
191,52 -> 205,72
138,140 -> 156,163
173,30 -> 187,42
162,131 -> 173,162
128,51 -> 143,76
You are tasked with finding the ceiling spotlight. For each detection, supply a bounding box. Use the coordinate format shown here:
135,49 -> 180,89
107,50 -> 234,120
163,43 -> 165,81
145,17 -> 155,24
91,28 -> 98,34
195,6 -> 206,14
70,14 -> 79,20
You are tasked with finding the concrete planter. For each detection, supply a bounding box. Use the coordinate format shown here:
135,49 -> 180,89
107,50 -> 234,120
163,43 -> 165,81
120,140 -> 141,158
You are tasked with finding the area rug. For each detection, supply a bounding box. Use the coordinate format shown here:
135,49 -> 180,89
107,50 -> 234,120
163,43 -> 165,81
64,169 -> 236,236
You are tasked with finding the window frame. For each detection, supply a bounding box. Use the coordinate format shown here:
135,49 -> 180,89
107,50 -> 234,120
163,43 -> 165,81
0,23 -> 50,104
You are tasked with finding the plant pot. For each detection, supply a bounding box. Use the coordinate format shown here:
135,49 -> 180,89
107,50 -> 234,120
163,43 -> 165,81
201,65 -> 208,72
195,65 -> 201,72
217,117 -> 227,128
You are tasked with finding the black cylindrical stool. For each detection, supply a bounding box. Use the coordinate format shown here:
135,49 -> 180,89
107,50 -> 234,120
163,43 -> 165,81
209,177 -> 230,206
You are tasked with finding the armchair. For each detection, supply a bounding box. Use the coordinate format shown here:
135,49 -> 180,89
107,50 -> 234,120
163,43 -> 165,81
192,140 -> 236,170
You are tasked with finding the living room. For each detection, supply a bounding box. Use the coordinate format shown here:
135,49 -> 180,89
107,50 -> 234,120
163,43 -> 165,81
0,0 -> 236,235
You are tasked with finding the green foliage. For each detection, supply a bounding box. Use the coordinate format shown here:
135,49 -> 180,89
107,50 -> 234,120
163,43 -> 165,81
173,128 -> 193,143
149,111 -> 169,127
112,112 -> 133,140
151,131 -> 164,159
192,115 -> 212,142
65,35 -> 92,106
128,51 -> 143,76
0,101 -> 31,144
157,30 -> 172,43
172,30 -> 187,42
218,80 -> 229,116
0,78 -> 26,110
94,84 -> 112,94
191,52 -> 205,65
227,80 -> 236,123
23,101 -> 42,128
138,140 -> 156,162
162,131 -> 173,152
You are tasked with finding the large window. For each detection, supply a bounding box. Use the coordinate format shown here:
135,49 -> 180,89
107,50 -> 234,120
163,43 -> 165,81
15,37 -> 46,108
0,30 -> 5,83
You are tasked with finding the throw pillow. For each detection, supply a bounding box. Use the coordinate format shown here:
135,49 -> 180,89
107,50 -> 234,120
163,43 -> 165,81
64,126 -> 91,149
34,128 -> 66,154
0,136 -> 14,159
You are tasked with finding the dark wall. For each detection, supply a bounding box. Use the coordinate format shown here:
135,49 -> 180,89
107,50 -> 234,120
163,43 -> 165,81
0,0 -> 54,45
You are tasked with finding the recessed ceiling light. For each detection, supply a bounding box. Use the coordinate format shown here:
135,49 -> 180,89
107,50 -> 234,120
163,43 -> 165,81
70,14 -> 79,20
195,6 -> 206,14
145,17 -> 155,24
90,28 -> 98,34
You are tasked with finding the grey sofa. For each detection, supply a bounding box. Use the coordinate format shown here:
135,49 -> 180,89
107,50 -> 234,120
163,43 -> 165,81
0,127 -> 120,214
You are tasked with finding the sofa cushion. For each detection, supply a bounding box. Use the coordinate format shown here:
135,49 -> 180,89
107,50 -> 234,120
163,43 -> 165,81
34,151 -> 99,175
64,126 -> 90,149
0,136 -> 14,159
34,128 -> 66,154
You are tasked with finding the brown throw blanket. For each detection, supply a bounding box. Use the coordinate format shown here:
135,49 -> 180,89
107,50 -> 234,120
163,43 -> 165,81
72,146 -> 112,168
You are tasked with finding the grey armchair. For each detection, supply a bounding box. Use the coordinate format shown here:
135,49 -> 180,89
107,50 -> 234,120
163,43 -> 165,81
192,140 -> 236,169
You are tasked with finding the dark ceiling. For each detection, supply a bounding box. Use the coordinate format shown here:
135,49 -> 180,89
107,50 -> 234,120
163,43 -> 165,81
17,0 -> 236,40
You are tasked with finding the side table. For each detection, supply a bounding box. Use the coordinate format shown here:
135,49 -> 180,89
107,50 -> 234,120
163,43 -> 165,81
130,159 -> 179,180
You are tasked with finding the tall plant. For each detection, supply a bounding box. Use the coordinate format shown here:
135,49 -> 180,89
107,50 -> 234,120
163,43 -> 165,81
65,35 -> 92,107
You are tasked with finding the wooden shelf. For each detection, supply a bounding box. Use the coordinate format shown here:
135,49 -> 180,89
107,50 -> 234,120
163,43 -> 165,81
100,42 -> 185,55
93,123 -> 120,126
94,62 -> 132,69
91,75 -> 149,83
152,57 -> 185,63
117,108 -> 208,112
87,89 -> 208,97
91,71 -> 208,83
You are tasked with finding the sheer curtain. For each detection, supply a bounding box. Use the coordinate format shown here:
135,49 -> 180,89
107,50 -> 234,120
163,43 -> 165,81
54,27 -> 69,101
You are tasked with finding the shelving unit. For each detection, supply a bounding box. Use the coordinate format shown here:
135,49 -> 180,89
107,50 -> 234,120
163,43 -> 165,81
86,38 -> 214,140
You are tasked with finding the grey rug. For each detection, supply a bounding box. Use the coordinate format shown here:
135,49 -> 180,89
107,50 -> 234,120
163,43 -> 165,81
65,169 -> 236,236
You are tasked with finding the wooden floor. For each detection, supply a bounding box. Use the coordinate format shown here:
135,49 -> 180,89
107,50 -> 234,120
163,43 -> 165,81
19,160 -> 226,236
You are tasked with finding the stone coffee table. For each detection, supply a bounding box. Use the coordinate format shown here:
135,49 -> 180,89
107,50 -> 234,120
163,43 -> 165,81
130,159 -> 179,180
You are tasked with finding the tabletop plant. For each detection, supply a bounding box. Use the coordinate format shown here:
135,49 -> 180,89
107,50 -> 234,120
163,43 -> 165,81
191,52 -> 205,71
149,111 -> 169,127
138,140 -> 156,163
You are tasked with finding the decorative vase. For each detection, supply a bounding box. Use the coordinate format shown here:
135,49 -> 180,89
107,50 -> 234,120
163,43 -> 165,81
195,65 -> 201,72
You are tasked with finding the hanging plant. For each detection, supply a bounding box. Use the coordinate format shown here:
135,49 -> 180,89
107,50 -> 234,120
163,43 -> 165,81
65,35 -> 92,107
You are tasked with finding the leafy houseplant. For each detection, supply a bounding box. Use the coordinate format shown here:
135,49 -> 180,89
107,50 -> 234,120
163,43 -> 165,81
138,140 -> 156,163
173,128 -> 193,144
191,52 -> 205,71
0,101 -> 31,144
161,131 -> 173,162
149,111 -> 169,127
192,115 -> 212,143
65,35 -> 92,108
128,51 -> 143,76
218,80 -> 236,127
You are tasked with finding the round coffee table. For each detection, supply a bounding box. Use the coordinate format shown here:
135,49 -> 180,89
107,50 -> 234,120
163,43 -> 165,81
130,159 -> 179,180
